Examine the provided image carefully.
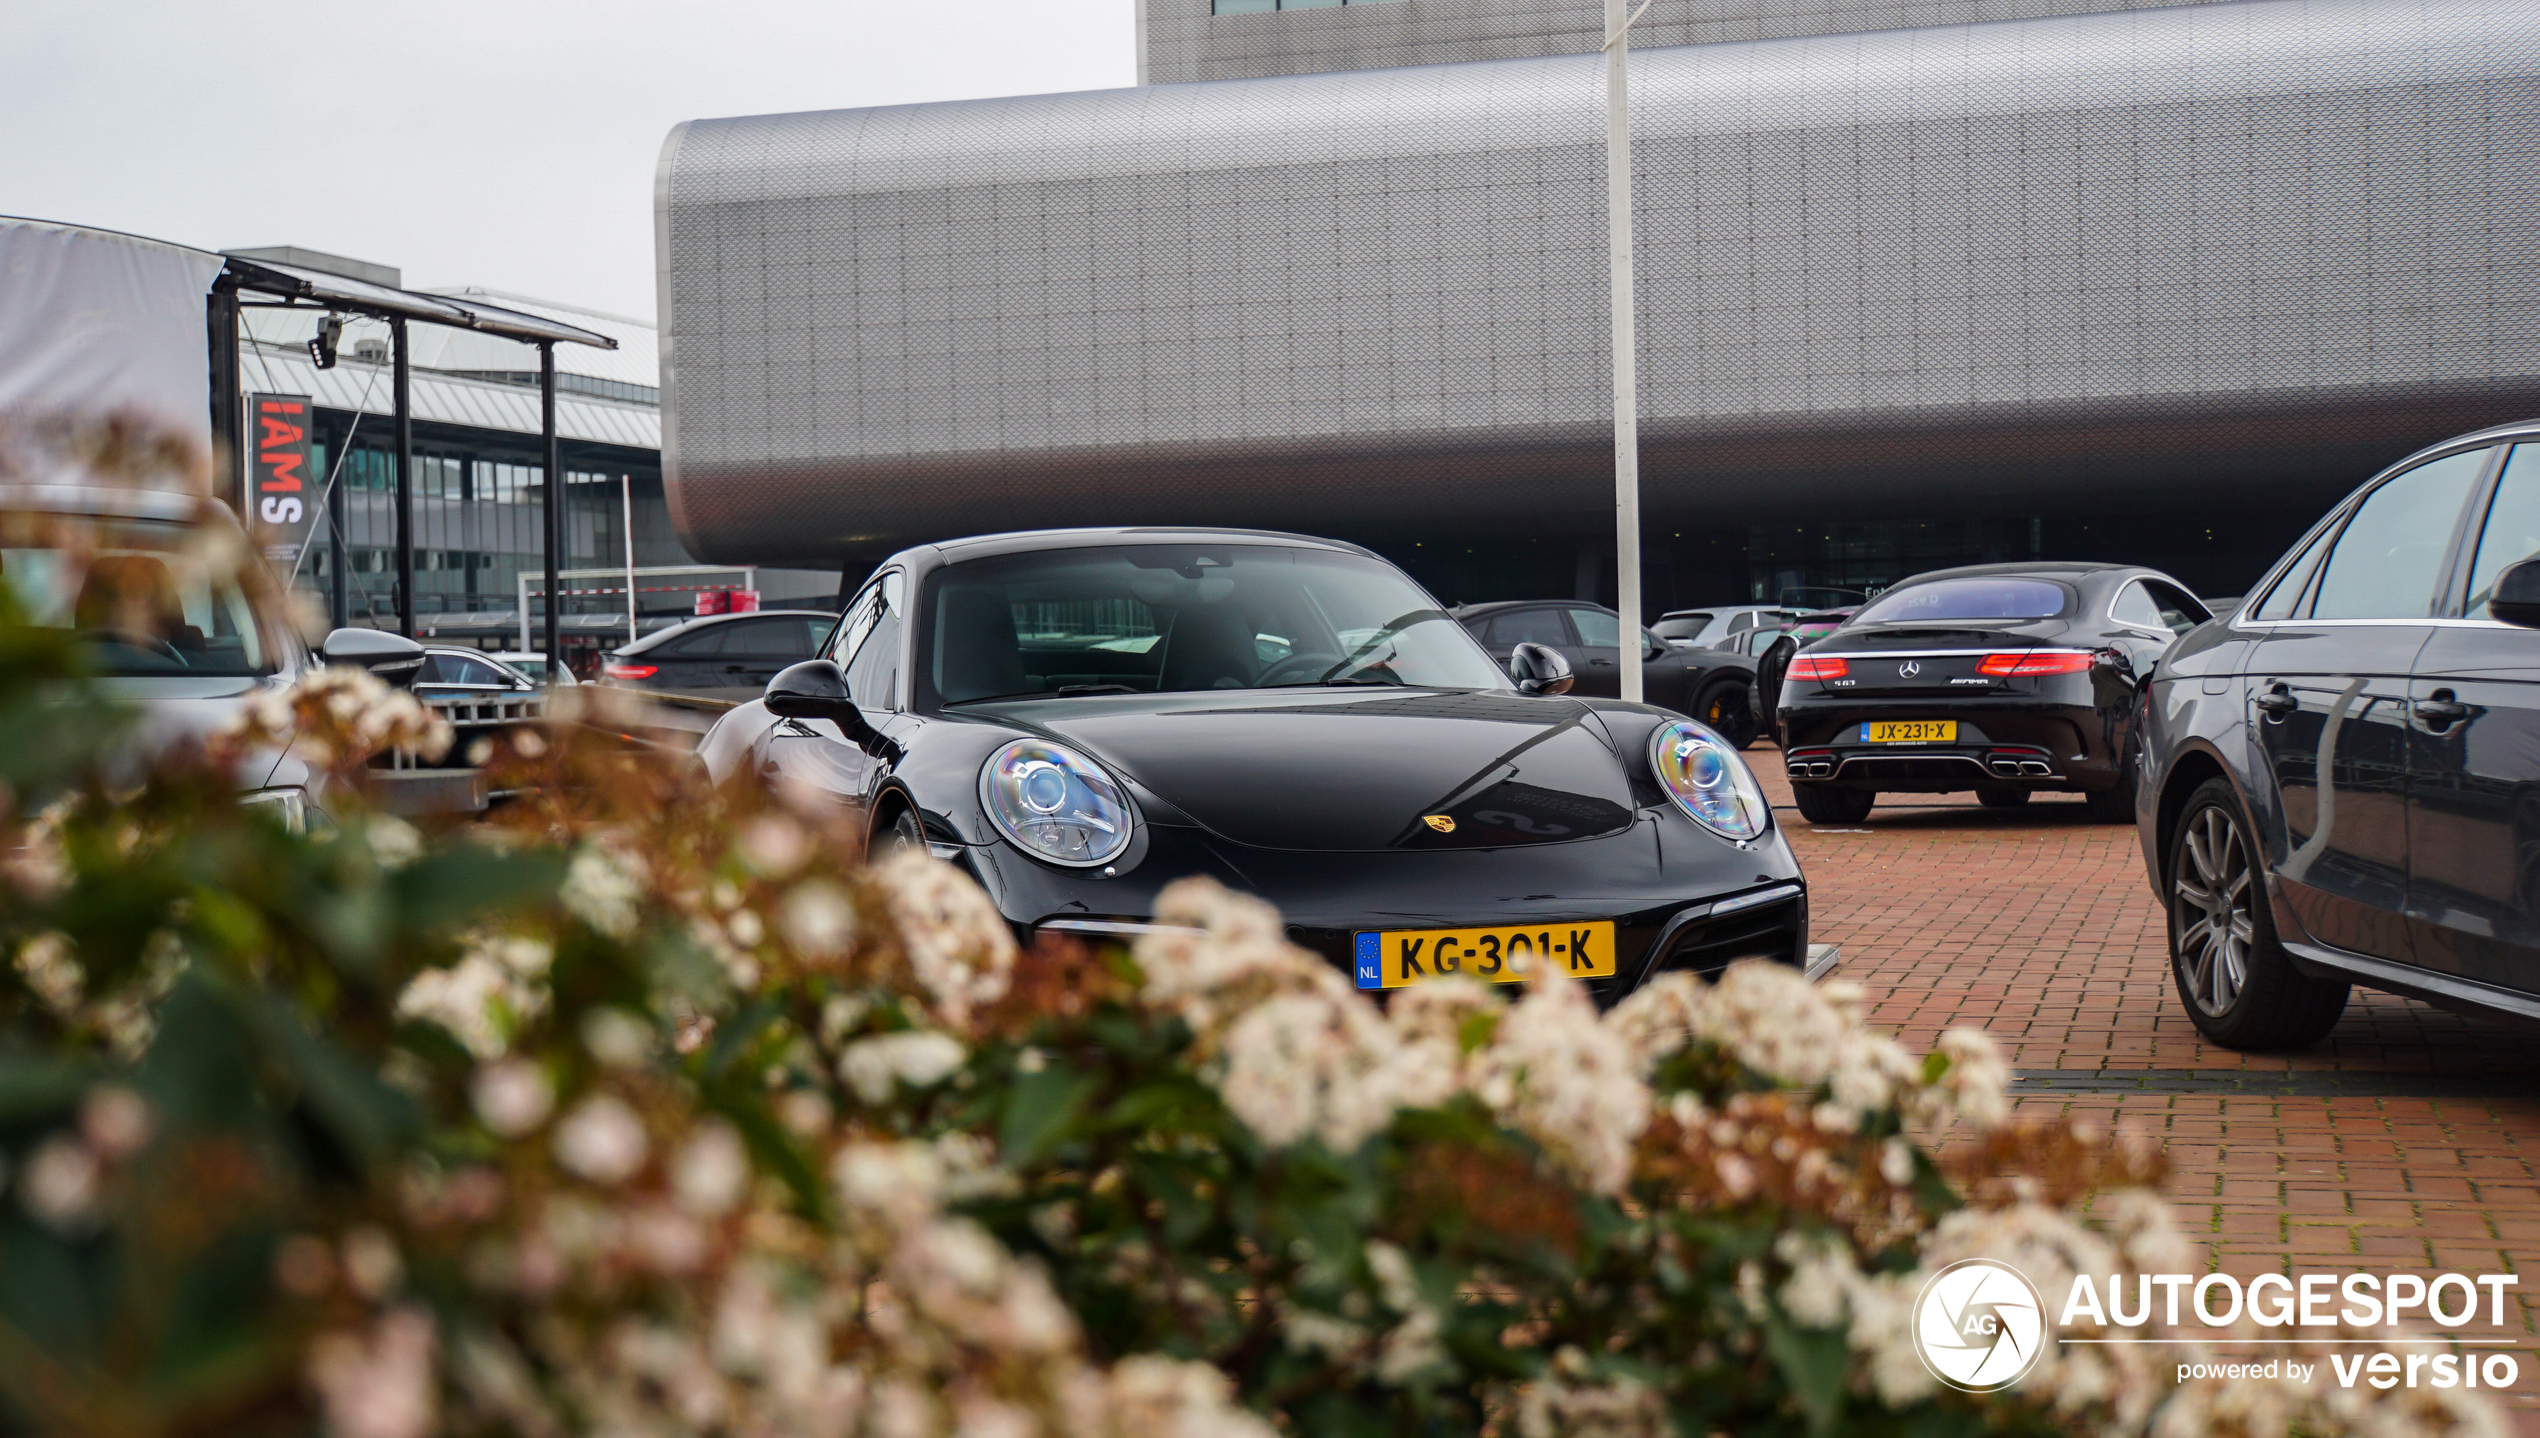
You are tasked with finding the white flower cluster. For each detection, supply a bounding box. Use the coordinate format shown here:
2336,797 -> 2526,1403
1608,963 -> 2011,1133
394,931 -> 553,1061
561,843 -> 648,941
1514,1347 -> 1671,1438
1137,879 -> 2014,1199
871,853 -> 1015,1032
228,665 -> 454,768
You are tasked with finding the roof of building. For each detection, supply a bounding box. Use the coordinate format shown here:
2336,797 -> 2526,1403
237,337 -> 661,451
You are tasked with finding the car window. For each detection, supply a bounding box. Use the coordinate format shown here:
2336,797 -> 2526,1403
2309,447 -> 2492,619
830,581 -> 885,663
2109,582 -> 2166,631
1566,607 -> 1620,648
843,574 -> 906,710
2467,444 -> 2540,617
426,653 -> 506,686
653,625 -> 726,658
928,544 -> 1506,703
1486,608 -> 1571,648
2251,528 -> 2332,620
1851,578 -> 2070,623
2141,581 -> 2211,636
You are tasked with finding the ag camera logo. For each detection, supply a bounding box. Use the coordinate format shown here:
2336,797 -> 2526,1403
1914,1259 -> 2046,1392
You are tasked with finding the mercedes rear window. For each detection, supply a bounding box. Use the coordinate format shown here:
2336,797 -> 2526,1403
1852,578 -> 2072,623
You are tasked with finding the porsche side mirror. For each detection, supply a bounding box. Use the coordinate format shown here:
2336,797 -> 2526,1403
321,627 -> 426,689
765,659 -> 877,738
2493,557 -> 2540,628
1509,642 -> 1574,695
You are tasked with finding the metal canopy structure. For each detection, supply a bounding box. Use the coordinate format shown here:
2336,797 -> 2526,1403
213,253 -> 618,667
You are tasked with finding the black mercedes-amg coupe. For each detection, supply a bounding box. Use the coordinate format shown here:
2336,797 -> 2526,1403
697,528 -> 1822,1001
1775,562 -> 2211,825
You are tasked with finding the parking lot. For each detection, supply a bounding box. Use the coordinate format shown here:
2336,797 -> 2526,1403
1765,763 -> 2540,1414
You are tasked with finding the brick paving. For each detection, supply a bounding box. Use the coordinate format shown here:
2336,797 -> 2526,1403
1757,763 -> 2540,1416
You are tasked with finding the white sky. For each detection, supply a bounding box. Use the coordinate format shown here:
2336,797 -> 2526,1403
1,0 -> 1137,324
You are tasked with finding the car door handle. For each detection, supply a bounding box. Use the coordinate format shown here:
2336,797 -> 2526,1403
2416,693 -> 2471,725
2255,687 -> 2298,717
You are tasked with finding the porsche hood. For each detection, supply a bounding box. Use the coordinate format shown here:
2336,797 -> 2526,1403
997,688 -> 1642,852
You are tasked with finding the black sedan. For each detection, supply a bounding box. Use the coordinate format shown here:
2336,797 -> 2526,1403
1776,563 -> 2211,825
2139,421 -> 2540,1048
1452,599 -> 1763,747
697,528 -> 1819,1000
600,609 -> 836,702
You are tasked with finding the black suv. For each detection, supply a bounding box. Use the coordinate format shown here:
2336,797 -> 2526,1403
2140,420 -> 2540,1047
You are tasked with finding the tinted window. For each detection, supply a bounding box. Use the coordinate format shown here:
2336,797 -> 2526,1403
829,581 -> 884,663
2252,530 -> 2331,620
1566,608 -> 1621,648
2110,582 -> 2167,631
653,625 -> 726,658
426,653 -> 506,686
1486,608 -> 1570,647
717,617 -> 822,657
2310,448 -> 2491,619
2142,582 -> 2211,636
843,574 -> 906,710
1652,612 -> 1712,640
928,545 -> 1505,704
2467,444 -> 2540,617
1851,578 -> 2070,623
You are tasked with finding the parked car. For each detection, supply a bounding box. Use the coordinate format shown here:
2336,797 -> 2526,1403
2139,421 -> 2540,1047
1651,606 -> 1792,650
600,610 -> 835,702
1775,562 -> 2210,825
488,649 -> 573,685
417,647 -> 539,697
1452,600 -> 1763,747
697,528 -> 1822,999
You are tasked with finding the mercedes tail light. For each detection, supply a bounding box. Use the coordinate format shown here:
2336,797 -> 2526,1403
1975,650 -> 2094,676
603,662 -> 659,681
1787,655 -> 1849,680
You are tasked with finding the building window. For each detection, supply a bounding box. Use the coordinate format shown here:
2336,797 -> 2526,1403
1213,0 -> 1400,13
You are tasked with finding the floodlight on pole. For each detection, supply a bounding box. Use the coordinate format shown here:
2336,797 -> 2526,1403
1605,0 -> 1652,703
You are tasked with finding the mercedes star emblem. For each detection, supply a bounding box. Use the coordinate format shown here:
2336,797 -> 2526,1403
1899,660 -> 1923,678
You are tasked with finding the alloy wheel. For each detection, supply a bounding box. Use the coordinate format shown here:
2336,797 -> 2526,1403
2173,805 -> 2254,1015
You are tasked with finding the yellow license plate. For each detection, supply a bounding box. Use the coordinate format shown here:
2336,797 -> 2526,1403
1353,921 -> 1618,990
1859,720 -> 1956,743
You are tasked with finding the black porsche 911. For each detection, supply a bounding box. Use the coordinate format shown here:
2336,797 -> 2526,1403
1776,562 -> 2211,825
696,528 -> 1821,1000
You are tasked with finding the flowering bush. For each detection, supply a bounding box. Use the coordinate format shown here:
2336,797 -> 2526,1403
0,619 -> 2509,1436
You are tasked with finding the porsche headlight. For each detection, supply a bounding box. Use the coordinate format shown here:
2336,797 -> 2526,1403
1650,720 -> 1769,841
979,739 -> 1135,867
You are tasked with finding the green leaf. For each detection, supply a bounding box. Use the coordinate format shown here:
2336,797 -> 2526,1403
1763,1315 -> 1851,1437
1000,1063 -> 1100,1168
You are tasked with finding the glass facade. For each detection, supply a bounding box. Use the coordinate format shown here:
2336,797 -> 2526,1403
298,410 -> 684,645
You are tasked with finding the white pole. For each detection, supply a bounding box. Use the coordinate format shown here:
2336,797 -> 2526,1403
1606,0 -> 1645,704
621,473 -> 638,645
517,572 -> 531,653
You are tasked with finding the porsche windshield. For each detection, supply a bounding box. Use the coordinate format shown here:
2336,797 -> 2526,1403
0,518 -> 272,677
928,544 -> 1508,703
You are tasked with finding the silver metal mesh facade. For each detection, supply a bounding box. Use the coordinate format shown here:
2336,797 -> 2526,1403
659,0 -> 2540,569
1145,0 -> 2239,87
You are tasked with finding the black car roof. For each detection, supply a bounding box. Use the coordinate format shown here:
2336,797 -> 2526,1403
916,527 -> 1380,566
1880,561 -> 2186,591
618,608 -> 836,655
1450,598 -> 1600,619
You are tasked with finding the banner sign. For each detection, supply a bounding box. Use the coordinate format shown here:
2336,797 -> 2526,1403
249,393 -> 318,567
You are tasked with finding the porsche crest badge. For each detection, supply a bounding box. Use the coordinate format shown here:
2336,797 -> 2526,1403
1423,814 -> 1456,833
